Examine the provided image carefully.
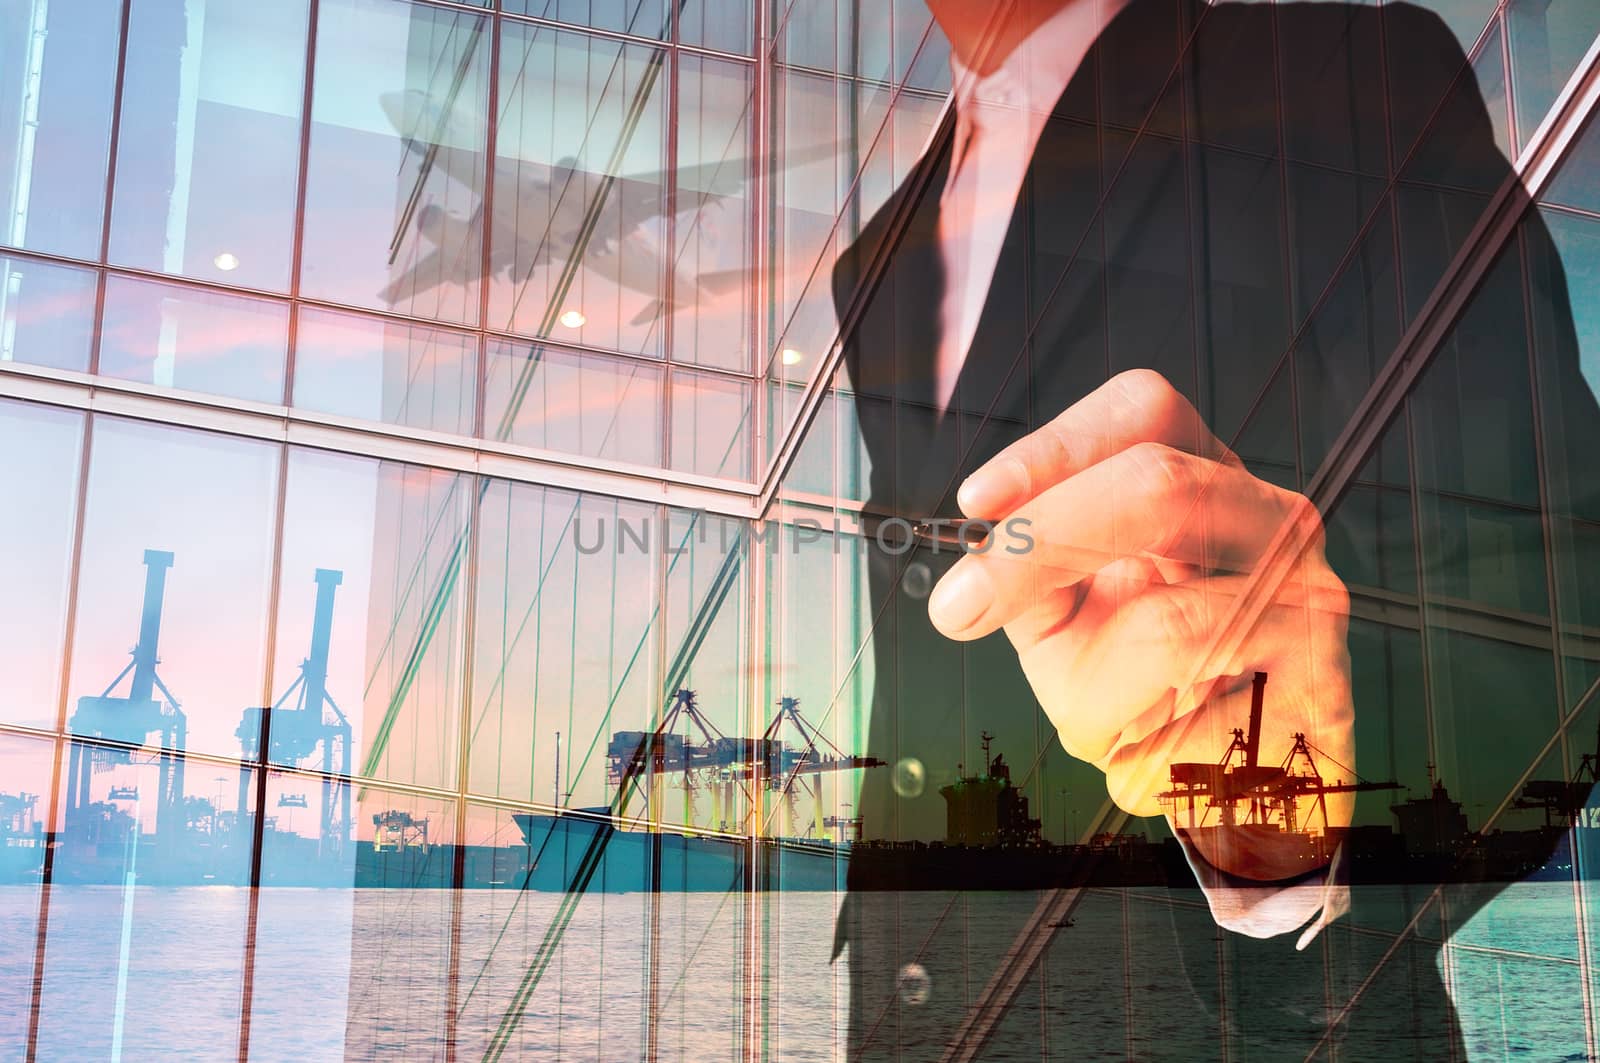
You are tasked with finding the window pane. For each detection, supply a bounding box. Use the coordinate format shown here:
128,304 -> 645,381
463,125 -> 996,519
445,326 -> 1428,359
500,0 -> 670,40
1509,0 -> 1600,152
468,484 -> 660,805
451,806 -> 652,1056
678,0 -> 754,54
490,24 -> 669,356
485,339 -> 664,466
37,757 -> 253,1059
66,419 -> 279,763
662,507 -> 748,831
0,0 -> 121,258
245,772 -> 357,1056
0,734 -> 53,1060
272,448 -> 471,791
328,783 -> 458,1058
0,255 -> 95,372
1531,210 -> 1600,709
98,274 -> 289,404
108,0 -> 308,291
302,0 -> 489,324
672,55 -> 754,370
1546,110 -> 1600,217
671,368 -> 751,478
293,305 -> 477,435
0,399 -> 83,729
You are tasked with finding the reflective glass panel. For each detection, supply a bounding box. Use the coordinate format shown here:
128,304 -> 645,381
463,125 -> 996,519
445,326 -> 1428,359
670,368 -> 751,478
0,0 -> 120,258
660,506 -> 747,830
243,770 -> 358,1057
65,418 -> 278,763
302,0 -> 489,324
468,484 -> 660,806
678,0 -> 754,54
315,782 -> 457,1057
0,734 -> 53,1060
0,399 -> 83,729
292,305 -> 478,435
0,255 -> 95,372
37,756 -> 254,1058
98,274 -> 289,404
500,0 -> 670,40
1508,0 -> 1600,151
108,0 -> 309,291
490,23 -> 669,356
272,447 -> 471,791
671,55 -> 754,370
485,338 -> 664,466
451,806 -> 652,1056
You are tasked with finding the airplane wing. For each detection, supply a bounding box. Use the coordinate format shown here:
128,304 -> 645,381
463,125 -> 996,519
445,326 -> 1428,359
378,246 -> 448,305
378,203 -> 493,305
577,141 -> 839,227
380,90 -> 489,192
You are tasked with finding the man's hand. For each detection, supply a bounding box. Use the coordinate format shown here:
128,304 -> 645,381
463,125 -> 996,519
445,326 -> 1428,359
927,369 -> 1354,883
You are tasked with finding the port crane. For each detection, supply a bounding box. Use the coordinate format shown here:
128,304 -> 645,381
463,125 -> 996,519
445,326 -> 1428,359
237,568 -> 352,852
1515,714 -> 1600,827
605,690 -> 883,837
760,696 -> 884,839
65,549 -> 187,841
1158,672 -> 1400,846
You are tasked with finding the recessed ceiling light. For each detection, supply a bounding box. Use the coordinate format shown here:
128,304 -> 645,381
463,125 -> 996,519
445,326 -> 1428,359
780,348 -> 804,366
559,309 -> 587,329
213,252 -> 240,271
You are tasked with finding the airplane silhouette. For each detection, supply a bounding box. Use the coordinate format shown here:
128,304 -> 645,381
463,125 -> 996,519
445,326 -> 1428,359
377,89 -> 758,326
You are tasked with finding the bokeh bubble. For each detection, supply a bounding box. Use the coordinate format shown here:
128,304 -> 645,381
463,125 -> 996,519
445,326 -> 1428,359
900,560 -> 933,599
892,757 -> 926,799
897,962 -> 931,1007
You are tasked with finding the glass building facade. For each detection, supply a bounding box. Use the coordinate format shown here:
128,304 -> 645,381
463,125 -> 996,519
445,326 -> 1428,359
2,0 -> 1600,1059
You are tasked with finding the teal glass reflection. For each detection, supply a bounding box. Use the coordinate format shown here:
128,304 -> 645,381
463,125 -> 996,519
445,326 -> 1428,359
1545,112 -> 1600,214
678,0 -> 754,53
1509,0 -> 1600,150
500,0 -> 670,40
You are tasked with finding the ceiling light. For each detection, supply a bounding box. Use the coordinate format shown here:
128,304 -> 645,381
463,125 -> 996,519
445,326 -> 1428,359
780,348 -> 804,366
559,309 -> 587,329
213,252 -> 240,272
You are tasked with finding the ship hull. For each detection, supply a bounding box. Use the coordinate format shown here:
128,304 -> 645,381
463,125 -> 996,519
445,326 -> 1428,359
512,812 -> 847,892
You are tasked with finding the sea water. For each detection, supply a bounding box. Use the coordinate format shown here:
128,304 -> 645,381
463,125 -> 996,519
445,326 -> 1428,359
0,883 -> 1591,1061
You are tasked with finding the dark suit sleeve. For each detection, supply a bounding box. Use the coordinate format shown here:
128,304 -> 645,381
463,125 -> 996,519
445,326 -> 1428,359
1170,3 -> 1596,1057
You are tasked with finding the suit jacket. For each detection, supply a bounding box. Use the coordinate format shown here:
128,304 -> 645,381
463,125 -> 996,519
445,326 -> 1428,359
830,1 -> 1600,1058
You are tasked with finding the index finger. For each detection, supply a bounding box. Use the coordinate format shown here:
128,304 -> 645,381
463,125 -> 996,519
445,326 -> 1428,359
956,369 -> 1238,520
931,445 -> 1320,641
